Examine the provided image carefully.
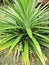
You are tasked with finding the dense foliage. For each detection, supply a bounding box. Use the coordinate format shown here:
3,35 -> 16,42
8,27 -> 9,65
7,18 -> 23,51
0,0 -> 49,65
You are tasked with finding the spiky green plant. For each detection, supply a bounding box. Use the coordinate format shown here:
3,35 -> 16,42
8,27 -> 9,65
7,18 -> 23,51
0,0 -> 49,65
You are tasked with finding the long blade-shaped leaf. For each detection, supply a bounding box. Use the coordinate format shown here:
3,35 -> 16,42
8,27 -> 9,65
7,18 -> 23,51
34,33 -> 49,42
9,34 -> 23,54
0,39 -> 14,51
30,41 -> 46,65
0,34 -> 17,45
26,28 -> 46,65
22,41 -> 30,65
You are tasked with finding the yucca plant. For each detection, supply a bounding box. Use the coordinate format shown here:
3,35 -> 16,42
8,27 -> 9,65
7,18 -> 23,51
0,0 -> 49,65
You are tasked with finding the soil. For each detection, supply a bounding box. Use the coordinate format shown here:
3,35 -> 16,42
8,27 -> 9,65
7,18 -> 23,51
0,48 -> 49,65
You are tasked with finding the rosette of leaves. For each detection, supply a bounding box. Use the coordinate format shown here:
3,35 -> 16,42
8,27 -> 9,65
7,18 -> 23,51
0,0 -> 49,65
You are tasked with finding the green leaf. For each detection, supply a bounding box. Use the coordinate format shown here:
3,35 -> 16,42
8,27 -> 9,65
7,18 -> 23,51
30,41 -> 46,65
0,34 -> 17,45
26,28 -> 46,65
40,40 -> 49,48
32,26 -> 49,30
0,7 -> 25,27
22,41 -> 30,65
0,24 -> 22,30
0,39 -> 14,51
34,33 -> 49,42
9,34 -> 23,54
